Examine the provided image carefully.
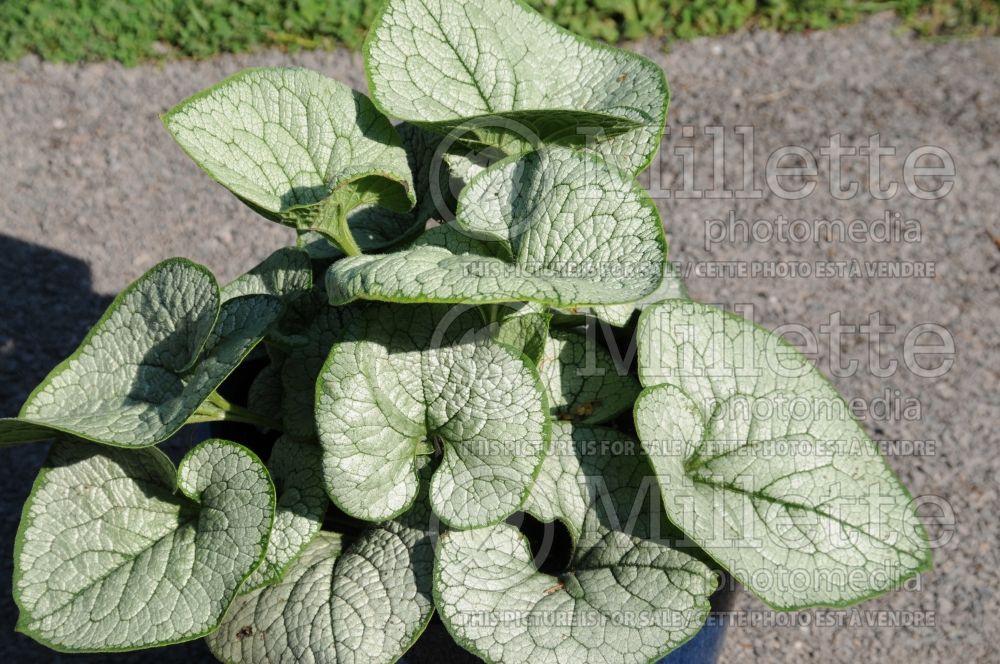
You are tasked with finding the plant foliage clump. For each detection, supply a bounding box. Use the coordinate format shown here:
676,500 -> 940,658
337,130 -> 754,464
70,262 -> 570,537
1,1 -> 931,662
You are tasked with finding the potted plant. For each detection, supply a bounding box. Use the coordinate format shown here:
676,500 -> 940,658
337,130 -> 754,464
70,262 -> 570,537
0,0 -> 931,662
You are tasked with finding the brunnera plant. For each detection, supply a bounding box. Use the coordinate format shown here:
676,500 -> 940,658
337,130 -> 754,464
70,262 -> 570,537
1,0 -> 931,662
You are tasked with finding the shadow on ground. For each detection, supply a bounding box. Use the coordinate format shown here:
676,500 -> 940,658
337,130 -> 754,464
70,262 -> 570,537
0,234 -> 214,661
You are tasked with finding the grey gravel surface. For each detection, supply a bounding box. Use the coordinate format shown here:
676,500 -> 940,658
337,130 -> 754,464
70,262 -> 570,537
1,14 -> 997,663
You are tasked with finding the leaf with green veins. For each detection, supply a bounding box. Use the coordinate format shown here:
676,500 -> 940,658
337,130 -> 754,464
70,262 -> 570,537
344,122 -> 458,246
640,258 -> 688,303
580,303 -> 637,328
634,300 -> 932,609
580,257 -> 689,327
208,497 -> 434,664
401,300 -> 551,367
434,422 -> 715,664
294,121 -> 459,259
223,247 -> 315,348
280,306 -> 350,441
493,304 -> 551,365
315,303 -> 549,528
14,439 -> 274,652
539,329 -> 640,424
164,67 -> 415,255
243,437 -> 328,591
523,422 -> 668,541
222,247 -> 312,303
441,146 -> 500,185
365,0 -> 670,173
326,147 -> 667,308
264,287 -> 329,350
409,222 -> 504,256
208,533 -> 342,663
0,259 -> 283,448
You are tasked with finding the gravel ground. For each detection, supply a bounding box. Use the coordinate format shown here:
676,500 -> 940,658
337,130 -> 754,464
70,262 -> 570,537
1,14 -> 997,663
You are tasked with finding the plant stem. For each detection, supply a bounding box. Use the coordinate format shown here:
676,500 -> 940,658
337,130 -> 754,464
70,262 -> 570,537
188,390 -> 282,430
315,197 -> 362,256
333,208 -> 363,256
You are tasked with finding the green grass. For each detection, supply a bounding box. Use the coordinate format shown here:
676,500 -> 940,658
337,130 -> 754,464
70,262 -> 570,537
1,0 -> 997,66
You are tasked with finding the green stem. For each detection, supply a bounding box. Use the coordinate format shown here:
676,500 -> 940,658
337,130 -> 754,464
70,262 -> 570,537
188,390 -> 282,430
332,208 -> 363,257
314,198 -> 362,257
